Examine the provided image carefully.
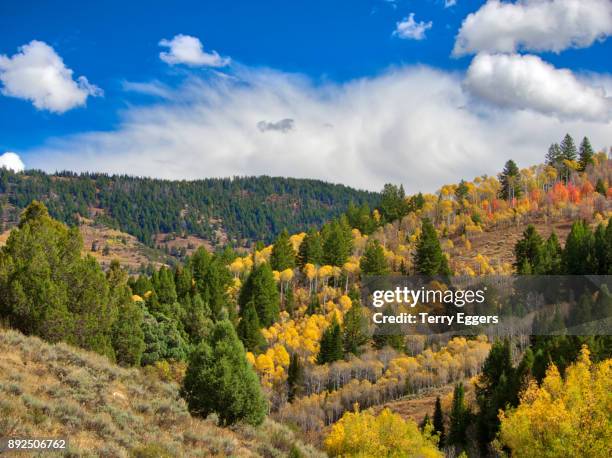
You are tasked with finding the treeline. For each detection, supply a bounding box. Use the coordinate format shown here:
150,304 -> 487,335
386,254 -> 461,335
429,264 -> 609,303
0,170 -> 379,245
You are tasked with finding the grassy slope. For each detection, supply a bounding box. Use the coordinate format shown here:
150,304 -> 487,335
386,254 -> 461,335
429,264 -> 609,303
0,329 -> 325,458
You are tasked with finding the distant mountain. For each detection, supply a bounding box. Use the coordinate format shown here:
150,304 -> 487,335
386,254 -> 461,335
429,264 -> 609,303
0,169 -> 379,246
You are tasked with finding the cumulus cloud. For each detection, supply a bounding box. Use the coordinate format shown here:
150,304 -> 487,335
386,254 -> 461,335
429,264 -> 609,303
0,152 -> 25,172
464,53 -> 612,121
159,34 -> 230,67
394,13 -> 433,40
24,65 -> 612,192
0,40 -> 102,113
257,118 -> 294,133
454,0 -> 612,56
445,0 -> 457,8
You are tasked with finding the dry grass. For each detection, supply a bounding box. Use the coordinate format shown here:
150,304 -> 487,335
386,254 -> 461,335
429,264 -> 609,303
0,328 -> 325,458
451,216 -> 575,268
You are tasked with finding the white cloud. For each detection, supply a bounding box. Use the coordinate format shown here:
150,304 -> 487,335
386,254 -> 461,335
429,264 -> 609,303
464,53 -> 612,121
0,152 -> 25,172
445,0 -> 457,8
122,80 -> 174,99
25,65 -> 612,193
394,13 -> 433,40
159,34 -> 230,67
454,0 -> 612,56
0,40 -> 102,113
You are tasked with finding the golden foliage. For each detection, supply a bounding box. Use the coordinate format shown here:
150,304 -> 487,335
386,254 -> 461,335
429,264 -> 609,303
324,407 -> 442,457
499,346 -> 612,458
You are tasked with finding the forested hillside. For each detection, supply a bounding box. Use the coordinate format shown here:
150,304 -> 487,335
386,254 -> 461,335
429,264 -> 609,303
0,171 -> 379,246
1,134 -> 611,457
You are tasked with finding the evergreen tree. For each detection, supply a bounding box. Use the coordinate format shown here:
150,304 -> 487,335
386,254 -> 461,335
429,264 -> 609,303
152,266 -> 178,305
448,382 -> 469,448
560,133 -> 578,162
183,293 -> 213,343
595,178 -> 607,195
270,229 -> 296,271
540,232 -> 563,274
141,310 -> 189,365
419,413 -> 431,431
237,300 -> 266,352
239,262 -> 280,327
346,202 -> 377,235
359,239 -> 389,275
498,159 -> 522,201
317,316 -> 344,364
342,298 -> 369,356
545,143 -> 562,168
190,248 -> 233,320
322,217 -> 353,267
108,260 -> 145,366
560,133 -> 578,180
476,340 -> 515,447
379,183 -> 409,222
181,320 -> 267,426
433,396 -> 445,446
563,220 -> 595,274
297,229 -> 324,267
578,136 -> 595,171
455,180 -> 469,207
414,218 -> 451,276
0,201 -> 116,359
287,353 -> 304,402
514,225 -> 544,274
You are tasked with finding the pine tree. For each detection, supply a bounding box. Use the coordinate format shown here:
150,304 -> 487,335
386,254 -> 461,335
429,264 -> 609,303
0,201 -> 116,359
414,218 -> 451,276
287,353 -> 304,402
360,239 -> 389,275
108,260 -> 145,366
560,133 -> 578,162
270,229 -> 296,271
297,229 -> 324,267
238,262 -> 280,327
578,137 -> 595,171
455,180 -> 469,207
183,293 -> 213,343
540,232 -> 563,275
560,133 -> 578,181
433,396 -> 445,446
322,217 -> 353,267
498,159 -> 522,201
181,319 -> 267,426
545,143 -> 562,168
190,248 -> 233,320
342,299 -> 369,356
595,178 -> 607,195
419,413 -> 431,431
237,300 -> 266,352
514,225 -> 544,274
476,339 -> 515,447
448,382 -> 469,448
563,220 -> 595,274
317,316 -> 344,364
379,183 -> 409,222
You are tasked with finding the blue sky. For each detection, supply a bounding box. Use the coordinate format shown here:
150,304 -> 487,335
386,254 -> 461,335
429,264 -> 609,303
0,0 -> 611,191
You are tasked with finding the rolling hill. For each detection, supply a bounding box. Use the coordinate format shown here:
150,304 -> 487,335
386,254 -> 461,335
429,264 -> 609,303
0,328 -> 323,458
0,170 -> 380,248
